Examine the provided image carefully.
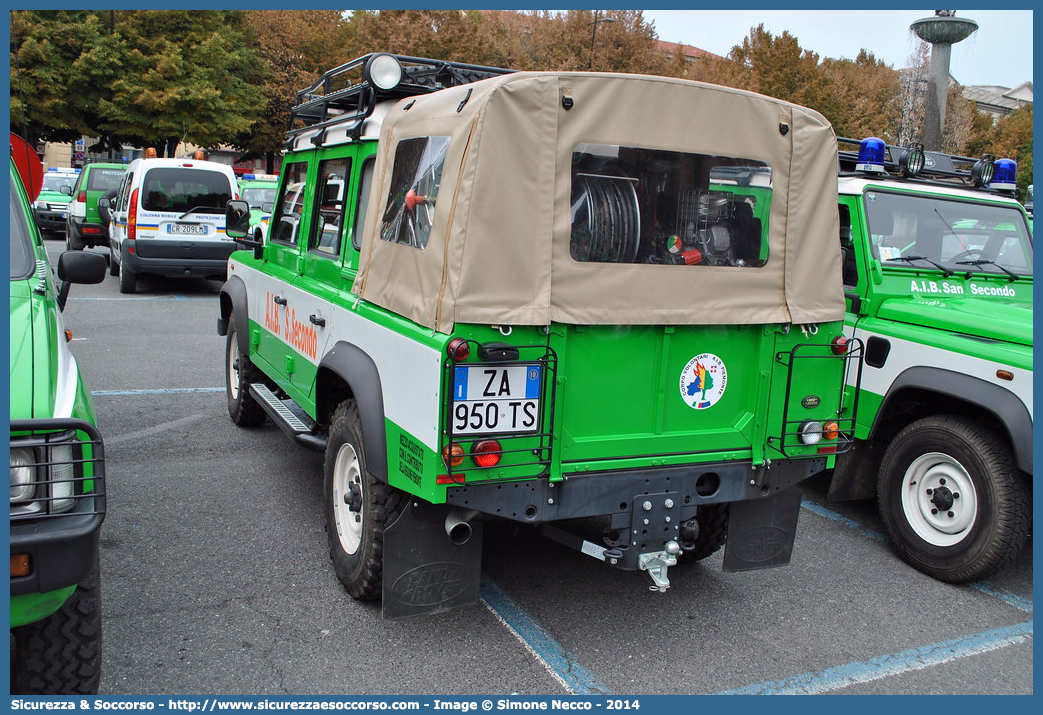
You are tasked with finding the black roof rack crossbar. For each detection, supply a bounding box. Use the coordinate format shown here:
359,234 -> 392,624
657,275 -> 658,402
287,54 -> 513,142
835,136 -> 1014,195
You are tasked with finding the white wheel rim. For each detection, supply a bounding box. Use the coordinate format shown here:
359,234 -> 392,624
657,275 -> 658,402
332,443 -> 363,555
227,336 -> 241,401
899,451 -> 978,547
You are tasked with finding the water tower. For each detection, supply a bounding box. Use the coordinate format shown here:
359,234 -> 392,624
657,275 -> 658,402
911,11 -> 978,151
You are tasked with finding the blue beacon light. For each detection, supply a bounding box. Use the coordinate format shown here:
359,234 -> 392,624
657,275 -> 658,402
989,158 -> 1017,191
856,137 -> 887,173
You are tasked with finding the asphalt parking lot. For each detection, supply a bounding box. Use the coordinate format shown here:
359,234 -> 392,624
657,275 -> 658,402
49,241 -> 1033,696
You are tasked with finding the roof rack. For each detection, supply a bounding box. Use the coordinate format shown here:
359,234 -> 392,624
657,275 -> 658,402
287,53 -> 513,144
837,136 -> 1016,197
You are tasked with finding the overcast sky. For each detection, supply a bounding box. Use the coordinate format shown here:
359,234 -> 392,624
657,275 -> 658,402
641,10 -> 1033,89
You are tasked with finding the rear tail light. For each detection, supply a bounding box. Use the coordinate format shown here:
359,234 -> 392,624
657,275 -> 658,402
822,421 -> 840,441
472,440 -> 502,468
77,190 -> 87,203
831,335 -> 849,355
128,188 -> 138,240
442,443 -> 464,468
447,338 -> 469,361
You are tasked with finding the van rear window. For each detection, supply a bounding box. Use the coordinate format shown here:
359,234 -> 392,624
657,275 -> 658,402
86,168 -> 125,192
141,168 -> 232,213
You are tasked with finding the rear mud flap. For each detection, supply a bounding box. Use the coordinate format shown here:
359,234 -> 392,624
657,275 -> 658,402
722,488 -> 802,572
381,501 -> 483,620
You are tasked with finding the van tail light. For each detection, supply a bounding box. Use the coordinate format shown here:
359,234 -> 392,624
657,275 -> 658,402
77,190 -> 87,203
472,440 -> 502,468
128,188 -> 138,240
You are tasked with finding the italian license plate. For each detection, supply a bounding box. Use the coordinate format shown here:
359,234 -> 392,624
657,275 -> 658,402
166,223 -> 207,235
452,364 -> 541,435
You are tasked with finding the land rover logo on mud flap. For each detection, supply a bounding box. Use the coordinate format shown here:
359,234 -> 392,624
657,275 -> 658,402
733,525 -> 789,563
679,353 -> 728,409
390,562 -> 470,607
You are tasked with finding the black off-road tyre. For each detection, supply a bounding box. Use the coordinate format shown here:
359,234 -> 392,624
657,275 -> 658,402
11,555 -> 102,695
682,503 -> 729,561
878,415 -> 1031,583
225,312 -> 267,427
65,232 -> 83,251
324,400 -> 407,600
117,262 -> 135,293
108,244 -> 119,276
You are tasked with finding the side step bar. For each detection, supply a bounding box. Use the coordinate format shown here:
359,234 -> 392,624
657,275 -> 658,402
249,383 -> 326,452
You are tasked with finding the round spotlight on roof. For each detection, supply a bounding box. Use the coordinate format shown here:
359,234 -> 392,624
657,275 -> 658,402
856,137 -> 887,173
363,54 -> 404,91
989,158 -> 1017,191
898,142 -> 925,178
971,154 -> 996,188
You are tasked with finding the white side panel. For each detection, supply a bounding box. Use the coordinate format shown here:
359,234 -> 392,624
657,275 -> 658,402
845,325 -> 1033,419
230,260 -> 443,451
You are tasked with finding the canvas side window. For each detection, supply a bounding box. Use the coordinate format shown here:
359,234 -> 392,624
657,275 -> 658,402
569,143 -> 772,267
271,162 -> 309,246
309,157 -> 350,257
379,136 -> 450,250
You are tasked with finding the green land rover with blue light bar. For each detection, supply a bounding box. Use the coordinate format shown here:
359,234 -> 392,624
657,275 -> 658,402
218,54 -> 862,619
829,137 -> 1033,583
9,150 -> 109,692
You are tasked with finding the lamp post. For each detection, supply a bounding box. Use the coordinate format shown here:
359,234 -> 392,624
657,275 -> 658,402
588,11 -> 617,70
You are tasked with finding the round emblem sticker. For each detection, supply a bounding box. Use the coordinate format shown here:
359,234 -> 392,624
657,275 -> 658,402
679,353 -> 728,410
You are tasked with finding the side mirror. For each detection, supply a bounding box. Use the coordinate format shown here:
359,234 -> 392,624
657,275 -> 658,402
97,197 -> 111,208
56,251 -> 107,311
60,185 -> 73,195
225,199 -> 263,259
261,201 -> 274,213
225,199 -> 252,239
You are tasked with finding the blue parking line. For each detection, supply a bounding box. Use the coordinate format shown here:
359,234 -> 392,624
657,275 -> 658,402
479,577 -> 611,695
91,387 -> 223,396
971,582 -> 1033,614
713,621 -> 1033,695
800,501 -> 888,541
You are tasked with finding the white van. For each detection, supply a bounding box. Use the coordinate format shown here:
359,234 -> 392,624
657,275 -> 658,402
104,157 -> 239,293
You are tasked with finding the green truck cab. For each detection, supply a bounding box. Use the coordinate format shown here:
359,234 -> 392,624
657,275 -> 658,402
9,153 -> 109,693
65,162 -> 126,251
830,137 -> 1033,583
219,54 -> 861,619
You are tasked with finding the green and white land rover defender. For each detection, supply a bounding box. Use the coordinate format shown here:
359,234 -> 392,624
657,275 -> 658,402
219,54 -> 862,619
830,137 -> 1033,583
10,149 -> 108,693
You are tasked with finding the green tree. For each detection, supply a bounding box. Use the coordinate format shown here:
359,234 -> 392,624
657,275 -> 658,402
990,105 -> 1033,196
10,11 -> 109,149
820,51 -> 902,142
93,11 -> 264,156
235,10 -> 348,173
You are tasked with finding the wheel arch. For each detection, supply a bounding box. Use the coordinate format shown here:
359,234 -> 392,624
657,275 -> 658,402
218,276 -> 250,356
871,366 -> 1032,474
317,341 -> 388,482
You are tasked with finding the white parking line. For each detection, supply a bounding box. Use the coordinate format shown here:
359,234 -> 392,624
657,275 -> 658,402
713,621 -> 1033,694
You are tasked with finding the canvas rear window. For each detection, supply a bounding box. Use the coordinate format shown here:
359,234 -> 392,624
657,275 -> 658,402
570,143 -> 772,268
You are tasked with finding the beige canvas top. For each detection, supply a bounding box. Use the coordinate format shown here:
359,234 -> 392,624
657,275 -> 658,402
354,71 -> 842,333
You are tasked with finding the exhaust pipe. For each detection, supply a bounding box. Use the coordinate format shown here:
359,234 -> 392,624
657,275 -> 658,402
445,509 -> 479,545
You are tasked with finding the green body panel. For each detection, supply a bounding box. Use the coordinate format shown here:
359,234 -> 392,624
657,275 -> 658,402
9,159 -> 103,627
838,185 -> 1033,442
10,586 -> 76,629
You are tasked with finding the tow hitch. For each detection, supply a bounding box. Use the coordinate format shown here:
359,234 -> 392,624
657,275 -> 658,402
639,541 -> 682,592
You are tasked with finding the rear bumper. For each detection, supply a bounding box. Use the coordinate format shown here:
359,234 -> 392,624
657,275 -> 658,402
122,238 -> 236,278
67,217 -> 110,245
446,456 -> 827,523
